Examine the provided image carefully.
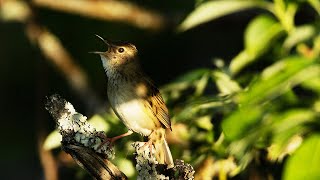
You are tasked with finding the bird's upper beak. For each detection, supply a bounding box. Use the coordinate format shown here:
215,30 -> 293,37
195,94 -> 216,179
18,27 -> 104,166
90,34 -> 111,55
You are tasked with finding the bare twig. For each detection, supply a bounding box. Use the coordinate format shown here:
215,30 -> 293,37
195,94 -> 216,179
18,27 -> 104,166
32,0 -> 167,31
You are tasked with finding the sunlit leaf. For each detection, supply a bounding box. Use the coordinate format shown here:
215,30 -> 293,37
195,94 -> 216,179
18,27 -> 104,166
237,56 -> 320,106
89,114 -> 111,132
222,105 -> 263,140
267,109 -> 316,161
43,130 -> 61,150
270,109 -> 315,134
195,115 -> 213,131
194,72 -> 210,96
245,15 -> 283,55
212,70 -> 242,95
273,0 -> 298,32
117,158 -> 135,177
308,0 -> 320,14
230,15 -> 283,74
174,96 -> 232,121
161,69 -> 211,101
302,76 -> 320,93
178,0 -> 271,32
174,68 -> 211,82
268,135 -> 303,162
283,24 -> 317,52
223,57 -> 320,140
283,134 -> 320,180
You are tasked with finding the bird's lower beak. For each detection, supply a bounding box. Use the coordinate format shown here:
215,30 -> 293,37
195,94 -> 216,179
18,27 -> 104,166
90,35 -> 111,55
89,51 -> 105,55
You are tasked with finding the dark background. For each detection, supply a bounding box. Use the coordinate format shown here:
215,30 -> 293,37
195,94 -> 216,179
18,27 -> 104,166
2,1 -> 313,179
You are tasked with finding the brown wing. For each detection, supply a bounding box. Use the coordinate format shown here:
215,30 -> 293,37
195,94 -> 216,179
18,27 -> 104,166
144,79 -> 171,130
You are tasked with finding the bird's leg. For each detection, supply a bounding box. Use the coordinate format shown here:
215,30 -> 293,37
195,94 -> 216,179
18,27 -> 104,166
98,130 -> 133,149
140,131 -> 156,155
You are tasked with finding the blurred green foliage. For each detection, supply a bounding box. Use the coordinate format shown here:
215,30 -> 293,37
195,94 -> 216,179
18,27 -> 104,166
44,0 -> 320,179
175,0 -> 320,179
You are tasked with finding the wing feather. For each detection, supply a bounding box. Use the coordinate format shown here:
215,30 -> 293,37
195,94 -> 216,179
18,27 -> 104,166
143,78 -> 171,130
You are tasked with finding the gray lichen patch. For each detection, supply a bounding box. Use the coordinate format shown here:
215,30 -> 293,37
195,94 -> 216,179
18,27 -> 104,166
133,142 -> 171,180
174,160 -> 195,180
46,94 -> 114,159
133,142 -> 195,180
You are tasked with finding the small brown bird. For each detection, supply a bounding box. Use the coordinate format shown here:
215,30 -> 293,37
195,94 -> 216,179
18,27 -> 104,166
93,35 -> 174,168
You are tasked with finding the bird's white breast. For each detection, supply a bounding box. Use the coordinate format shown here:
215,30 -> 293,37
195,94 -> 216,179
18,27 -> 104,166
114,99 -> 154,136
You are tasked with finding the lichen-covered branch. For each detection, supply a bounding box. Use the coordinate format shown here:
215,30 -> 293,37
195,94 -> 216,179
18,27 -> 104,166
134,142 -> 195,180
45,94 -> 125,179
45,94 -> 194,179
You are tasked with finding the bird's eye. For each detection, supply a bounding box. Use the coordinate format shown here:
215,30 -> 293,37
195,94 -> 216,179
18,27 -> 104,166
118,48 -> 125,53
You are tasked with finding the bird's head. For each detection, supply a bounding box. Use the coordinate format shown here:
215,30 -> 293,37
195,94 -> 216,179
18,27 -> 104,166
93,35 -> 139,74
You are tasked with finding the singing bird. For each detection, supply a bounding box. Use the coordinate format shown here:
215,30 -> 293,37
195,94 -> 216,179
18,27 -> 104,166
93,35 -> 174,168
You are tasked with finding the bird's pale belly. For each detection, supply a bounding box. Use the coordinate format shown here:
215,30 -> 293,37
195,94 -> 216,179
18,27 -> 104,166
113,99 -> 156,136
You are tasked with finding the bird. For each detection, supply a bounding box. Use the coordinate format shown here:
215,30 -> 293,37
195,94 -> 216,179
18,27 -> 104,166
93,35 -> 174,168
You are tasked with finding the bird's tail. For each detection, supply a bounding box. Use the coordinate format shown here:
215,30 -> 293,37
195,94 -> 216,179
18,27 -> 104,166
152,130 -> 174,168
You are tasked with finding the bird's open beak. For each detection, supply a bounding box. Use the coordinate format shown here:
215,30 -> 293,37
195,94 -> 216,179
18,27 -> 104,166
89,34 -> 111,54
89,51 -> 104,55
95,34 -> 110,46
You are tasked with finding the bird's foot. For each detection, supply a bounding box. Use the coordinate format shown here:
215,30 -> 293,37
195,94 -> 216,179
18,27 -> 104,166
140,140 -> 154,155
97,131 -> 133,149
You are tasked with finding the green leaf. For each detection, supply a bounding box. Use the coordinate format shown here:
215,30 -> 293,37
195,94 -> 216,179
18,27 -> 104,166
283,134 -> 320,180
302,75 -> 320,93
268,109 -> 316,161
271,109 -> 315,134
222,105 -> 263,140
161,69 -> 210,101
212,70 -> 242,95
308,0 -> 320,14
237,56 -> 320,106
43,130 -> 61,150
230,15 -> 283,74
223,56 -> 320,140
194,72 -> 210,96
178,0 -> 271,32
245,15 -> 283,55
174,68 -> 211,82
174,96 -> 231,121
283,24 -> 317,52
273,0 -> 298,32
195,115 -> 213,131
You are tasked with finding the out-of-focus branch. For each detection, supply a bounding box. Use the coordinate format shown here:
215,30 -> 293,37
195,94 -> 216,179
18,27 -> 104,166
45,94 -> 195,180
25,23 -> 103,111
1,0 -> 104,112
32,0 -> 167,31
38,134 -> 58,180
26,24 -> 88,93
